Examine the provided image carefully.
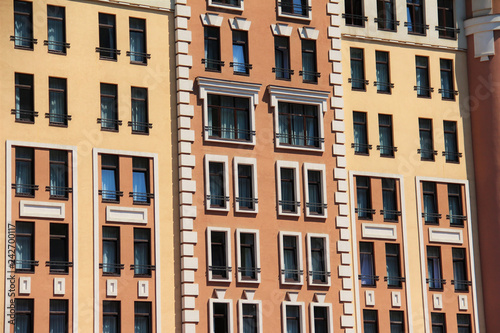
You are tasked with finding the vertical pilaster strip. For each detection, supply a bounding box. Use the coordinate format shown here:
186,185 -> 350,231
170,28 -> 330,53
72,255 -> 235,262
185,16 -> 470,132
328,1 -> 354,332
175,1 -> 199,332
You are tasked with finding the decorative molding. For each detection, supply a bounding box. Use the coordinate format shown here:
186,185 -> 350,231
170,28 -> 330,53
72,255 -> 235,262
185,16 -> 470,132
106,206 -> 148,224
459,295 -> 468,310
299,26 -> 319,40
200,13 -> 223,27
365,290 -> 375,306
464,14 -> 500,60
19,200 -> 65,219
361,223 -> 397,240
138,281 -> 149,298
229,17 -> 251,31
433,294 -> 443,310
271,23 -> 293,36
19,277 -> 31,295
428,227 -> 463,244
54,278 -> 65,295
107,279 -> 118,297
392,291 -> 401,307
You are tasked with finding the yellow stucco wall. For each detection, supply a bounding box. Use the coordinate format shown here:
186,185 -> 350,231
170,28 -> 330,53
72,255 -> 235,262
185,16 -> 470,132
0,0 -> 178,331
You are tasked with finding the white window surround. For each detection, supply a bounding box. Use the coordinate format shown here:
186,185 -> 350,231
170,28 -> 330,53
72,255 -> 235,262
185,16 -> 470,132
197,77 -> 262,146
279,231 -> 304,285
281,301 -> 307,333
276,161 -> 301,217
269,85 -> 329,152
233,157 -> 258,213
208,0 -> 244,11
209,299 -> 234,333
303,163 -> 327,218
306,233 -> 331,287
236,229 -> 261,283
238,300 -> 263,333
277,0 -> 312,21
207,227 -> 232,282
309,303 -> 334,333
205,154 -> 230,212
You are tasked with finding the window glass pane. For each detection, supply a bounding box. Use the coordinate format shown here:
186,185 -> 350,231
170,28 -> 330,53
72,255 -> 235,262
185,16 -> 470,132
314,307 -> 328,333
356,176 -> 372,219
50,300 -> 68,333
135,302 -> 151,333
209,162 -> 225,207
211,231 -> 227,278
103,301 -> 120,333
240,233 -> 255,279
14,0 -> 33,48
47,5 -> 65,53
378,114 -> 393,156
363,310 -> 378,333
286,305 -> 300,333
386,243 -> 401,286
204,27 -> 221,70
130,18 -> 146,63
15,299 -> 33,333
103,226 -> 120,274
278,102 -> 319,147
50,223 -> 68,272
134,229 -> 151,275
311,237 -> 325,282
427,246 -> 442,289
360,242 -> 375,285
350,48 -> 365,89
283,236 -> 298,281
213,303 -> 228,333
390,311 -> 404,333
238,165 -> 253,209
15,147 -> 34,195
16,222 -> 34,271
242,303 -> 257,333
131,88 -> 148,133
353,111 -> 368,154
281,168 -> 296,212
308,170 -> 322,214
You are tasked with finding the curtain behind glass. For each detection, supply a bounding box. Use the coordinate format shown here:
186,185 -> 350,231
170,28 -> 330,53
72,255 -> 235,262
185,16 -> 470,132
379,115 -> 393,155
14,1 -> 33,48
360,243 -> 374,285
133,171 -> 147,202
102,169 -> 117,200
220,96 -> 235,139
350,48 -> 364,89
103,302 -> 119,333
242,304 -> 257,333
134,229 -> 150,275
311,238 -> 325,282
281,168 -> 295,212
376,52 -> 389,92
291,104 -> 305,146
103,227 -> 119,274
101,84 -> 117,129
386,244 -> 400,286
448,184 -> 463,225
132,88 -> 147,132
15,222 -> 33,270
390,312 -> 404,333
302,40 -> 316,82
209,162 -> 224,207
457,314 -> 470,333
305,105 -> 318,146
284,236 -> 298,280
382,178 -> 397,220
314,307 -> 328,333
427,247 -> 442,288
308,171 -> 321,214
240,233 -> 255,279
453,248 -> 466,290
286,306 -> 300,333
15,147 -> 33,195
130,18 -> 146,63
50,300 -> 67,333
50,150 -> 68,197
49,78 -> 66,124
236,97 -> 249,140
363,310 -> 377,333
440,59 -> 452,98
278,103 -> 289,144
356,177 -> 370,218
15,300 -> 32,333
416,56 -> 429,95
47,6 -> 64,52
238,165 -> 252,209
135,302 -> 151,333
444,121 -> 458,160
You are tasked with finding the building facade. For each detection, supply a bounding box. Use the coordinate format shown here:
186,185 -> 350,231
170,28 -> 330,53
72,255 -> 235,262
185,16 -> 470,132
0,0 -> 177,331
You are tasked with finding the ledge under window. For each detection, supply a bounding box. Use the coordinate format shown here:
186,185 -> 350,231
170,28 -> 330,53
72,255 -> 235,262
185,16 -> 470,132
208,0 -> 244,11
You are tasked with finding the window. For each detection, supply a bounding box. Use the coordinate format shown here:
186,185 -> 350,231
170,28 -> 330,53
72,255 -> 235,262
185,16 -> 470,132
360,242 -> 376,286
307,234 -> 330,286
415,56 -> 431,97
406,0 -> 426,35
15,222 -> 35,272
301,40 -> 318,83
49,223 -> 69,273
102,227 -> 120,275
377,0 -> 396,31
423,182 -> 439,223
344,0 -> 365,26
427,246 -> 443,289
386,243 -> 402,287
49,150 -> 69,198
353,111 -> 369,154
135,302 -> 151,333
15,147 -> 35,196
239,301 -> 262,333
390,311 -> 404,333
134,228 -> 152,276
448,184 -> 464,225
99,84 -> 119,131
232,30 -> 250,74
132,157 -> 150,203
382,178 -> 398,221
279,0 -> 310,18
274,36 -> 292,79
444,121 -> 459,162
204,27 -> 222,71
210,300 -> 232,333
378,114 -> 395,157
304,164 -> 327,217
48,78 -> 69,126
310,304 -> 333,333
129,18 -> 148,64
101,155 -> 120,202
453,248 -> 468,291
46,6 -> 67,54
98,13 -> 118,60
234,157 -> 258,212
103,301 -> 120,333
419,118 -> 435,161
14,73 -> 35,123
280,232 -> 303,285
375,51 -> 391,93
431,313 -> 446,333
205,155 -> 230,211
283,303 -> 305,333
350,48 -> 365,90
236,229 -> 260,282
437,0 -> 456,39
15,299 -> 34,333
440,59 -> 455,100
207,227 -> 231,281
356,176 -> 373,219
50,300 -> 68,333
277,102 -> 320,148
363,310 -> 378,333
210,0 -> 242,9
277,161 -> 300,216
13,0 -> 34,49
130,87 -> 150,134
457,314 -> 471,333
207,94 -> 251,142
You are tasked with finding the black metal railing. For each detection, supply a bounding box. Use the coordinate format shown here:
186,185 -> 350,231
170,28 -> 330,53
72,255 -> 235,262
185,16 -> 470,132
422,212 -> 442,222
306,202 -> 327,214
309,270 -> 331,283
279,200 -> 300,213
380,209 -> 402,221
427,278 -> 446,288
202,58 -> 225,71
45,113 -> 72,124
417,149 -> 438,156
230,62 -> 252,74
99,263 -> 125,273
355,208 -> 376,216
46,186 -> 73,198
12,184 -> 39,196
205,126 -> 255,140
131,264 -> 156,276
374,81 -> 394,91
126,51 -> 152,61
44,40 -> 70,51
384,276 -> 406,286
128,121 -> 152,133
414,85 -> 434,97
96,47 -> 121,59
348,78 -> 369,89
10,35 -> 38,48
342,13 -> 368,27
97,118 -> 122,128
374,17 -> 400,30
273,67 -> 294,79
276,133 -> 324,147
439,88 -> 459,99
207,195 -> 230,202
377,145 -> 398,152
129,192 -> 154,203
46,261 -> 73,273
451,279 -> 471,290
442,151 -> 462,159
358,274 -> 379,285
15,260 -> 39,272
99,190 -> 124,201
209,265 -> 232,279
238,267 -> 261,279
404,22 -> 429,34
299,70 -> 320,82
11,109 -> 38,122
436,26 -> 460,39
352,143 -> 373,151
235,197 -> 258,208
281,269 -> 304,282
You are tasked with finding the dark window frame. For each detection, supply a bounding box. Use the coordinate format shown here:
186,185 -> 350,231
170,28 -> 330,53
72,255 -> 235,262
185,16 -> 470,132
274,36 -> 292,80
128,17 -> 149,65
133,228 -> 152,277
440,58 -> 456,100
239,232 -> 257,280
419,118 -> 435,161
406,0 -> 427,35
49,299 -> 68,333
210,230 -> 229,279
47,77 -> 69,126
132,157 -> 151,204
359,242 -> 376,286
375,51 -> 392,93
452,247 -> 469,291
415,56 -> 432,97
427,246 -> 444,290
208,161 -> 227,209
301,39 -> 318,83
231,30 -> 250,75
98,13 -> 119,60
280,167 -> 298,213
423,181 -> 440,224
310,237 -> 327,283
285,304 -> 302,332
237,164 -> 255,210
356,176 -> 373,219
376,0 -> 397,31
49,223 -> 70,273
385,243 -> 402,287
102,226 -> 121,276
363,309 -> 379,333
283,235 -> 300,282
15,147 -> 36,197
437,0 -> 457,39
378,114 -> 395,157
103,301 -> 121,333
444,120 -> 460,162
15,221 -> 35,273
130,87 -> 150,134
344,0 -> 366,27
100,154 -> 120,203
350,48 -> 366,91
99,83 -> 120,131
277,102 -> 321,148
206,94 -> 251,142
15,299 -> 34,333
14,73 -> 36,123
13,0 -> 35,50
382,178 -> 399,221
353,111 -> 370,155
204,26 -> 222,72
134,301 -> 152,333
448,183 -> 464,226
390,311 -> 405,333
46,5 -> 68,54
242,303 -> 258,332
49,149 -> 69,199
431,312 -> 446,332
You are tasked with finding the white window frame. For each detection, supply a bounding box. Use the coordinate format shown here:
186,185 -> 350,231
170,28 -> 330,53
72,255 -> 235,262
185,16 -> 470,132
205,154 -> 230,212
238,300 -> 262,333
209,299 -> 234,333
197,77 -> 261,146
303,163 -> 327,218
282,301 -> 307,333
277,0 -> 312,21
309,303 -> 334,333
208,0 -> 244,11
269,85 -> 329,152
306,233 -> 331,287
233,157 -> 258,213
279,231 -> 304,285
236,229 -> 261,283
276,160 -> 301,217
207,227 -> 232,282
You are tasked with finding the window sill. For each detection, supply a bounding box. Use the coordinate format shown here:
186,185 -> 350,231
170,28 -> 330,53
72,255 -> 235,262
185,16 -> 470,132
237,277 -> 261,284
275,143 -> 324,153
235,207 -> 258,214
277,12 -> 312,22
281,280 -> 303,286
305,212 -> 327,219
205,136 -> 255,146
206,206 -> 230,213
